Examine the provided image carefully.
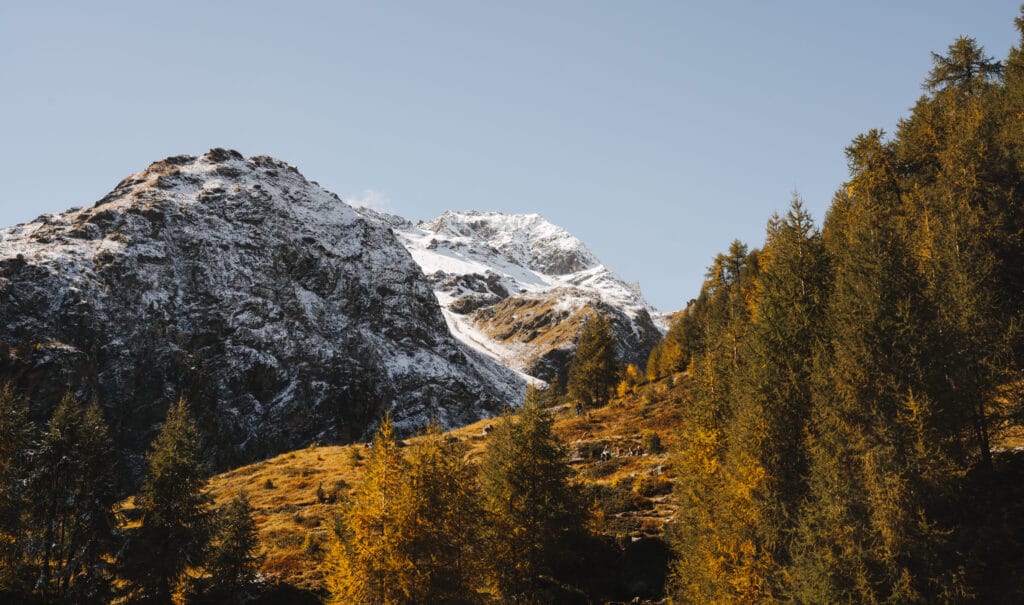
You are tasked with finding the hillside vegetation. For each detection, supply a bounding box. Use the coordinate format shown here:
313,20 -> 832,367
202,375 -> 688,599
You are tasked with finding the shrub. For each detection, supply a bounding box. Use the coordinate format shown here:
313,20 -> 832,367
633,474 -> 672,498
642,431 -> 664,454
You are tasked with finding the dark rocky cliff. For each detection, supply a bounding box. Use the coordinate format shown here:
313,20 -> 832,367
0,149 -> 520,477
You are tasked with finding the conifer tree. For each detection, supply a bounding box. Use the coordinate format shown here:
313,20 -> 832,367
616,363 -> 642,398
645,344 -> 663,382
789,125 -> 967,601
523,383 -> 546,408
566,312 -> 617,409
668,204 -> 825,603
0,383 -> 34,595
30,395 -> 120,603
328,419 -> 480,604
398,423 -> 479,603
326,414 -> 411,604
925,36 -> 1003,94
478,399 -> 586,599
202,492 -> 262,601
128,397 -> 212,604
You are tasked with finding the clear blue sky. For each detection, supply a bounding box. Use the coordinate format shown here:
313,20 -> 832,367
1,2 -> 1020,310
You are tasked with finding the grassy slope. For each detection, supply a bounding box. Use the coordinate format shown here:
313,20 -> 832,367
199,373 -> 691,593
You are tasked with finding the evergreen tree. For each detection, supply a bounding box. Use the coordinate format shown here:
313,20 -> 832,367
127,397 -> 213,604
202,492 -> 262,601
0,383 -> 35,596
566,312 -> 618,409
478,399 -> 586,600
30,395 -> 120,603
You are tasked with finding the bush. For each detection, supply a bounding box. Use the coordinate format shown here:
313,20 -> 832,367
642,431 -> 664,454
633,474 -> 673,498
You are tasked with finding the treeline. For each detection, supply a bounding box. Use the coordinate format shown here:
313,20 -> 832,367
659,13 -> 1024,603
0,390 -> 261,604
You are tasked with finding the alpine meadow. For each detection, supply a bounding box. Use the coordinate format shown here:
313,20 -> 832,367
4,5 -> 1024,605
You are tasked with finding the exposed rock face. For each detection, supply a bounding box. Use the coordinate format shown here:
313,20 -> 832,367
0,150 -> 520,476
391,210 -> 664,384
471,289 -> 662,385
420,211 -> 600,276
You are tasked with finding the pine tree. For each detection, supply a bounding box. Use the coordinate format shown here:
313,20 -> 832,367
0,383 -> 35,595
566,312 -> 618,409
478,399 -> 586,599
202,492 -> 263,601
127,397 -> 212,604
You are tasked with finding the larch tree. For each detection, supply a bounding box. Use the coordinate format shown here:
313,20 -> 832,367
398,423 -> 480,604
566,312 -> 618,409
326,414 -> 412,605
477,398 -> 586,600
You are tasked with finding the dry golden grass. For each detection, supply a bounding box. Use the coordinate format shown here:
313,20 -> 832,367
191,372 -> 692,593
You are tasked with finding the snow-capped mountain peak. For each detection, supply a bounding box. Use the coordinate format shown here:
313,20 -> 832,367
387,210 -> 664,384
419,210 -> 599,276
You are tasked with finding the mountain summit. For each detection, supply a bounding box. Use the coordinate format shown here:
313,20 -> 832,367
0,149 -> 519,473
392,210 -> 663,384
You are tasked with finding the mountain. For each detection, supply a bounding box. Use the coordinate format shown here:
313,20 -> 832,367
0,149 -> 521,475
386,210 -> 664,384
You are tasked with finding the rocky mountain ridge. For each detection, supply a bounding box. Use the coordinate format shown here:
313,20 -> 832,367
390,210 -> 664,384
0,150 -> 670,476
0,149 -> 520,475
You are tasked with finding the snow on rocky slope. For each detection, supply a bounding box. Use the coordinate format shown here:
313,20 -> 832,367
0,150 -> 522,475
381,210 -> 664,383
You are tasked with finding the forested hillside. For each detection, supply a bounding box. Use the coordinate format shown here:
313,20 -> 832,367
650,13 -> 1024,603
